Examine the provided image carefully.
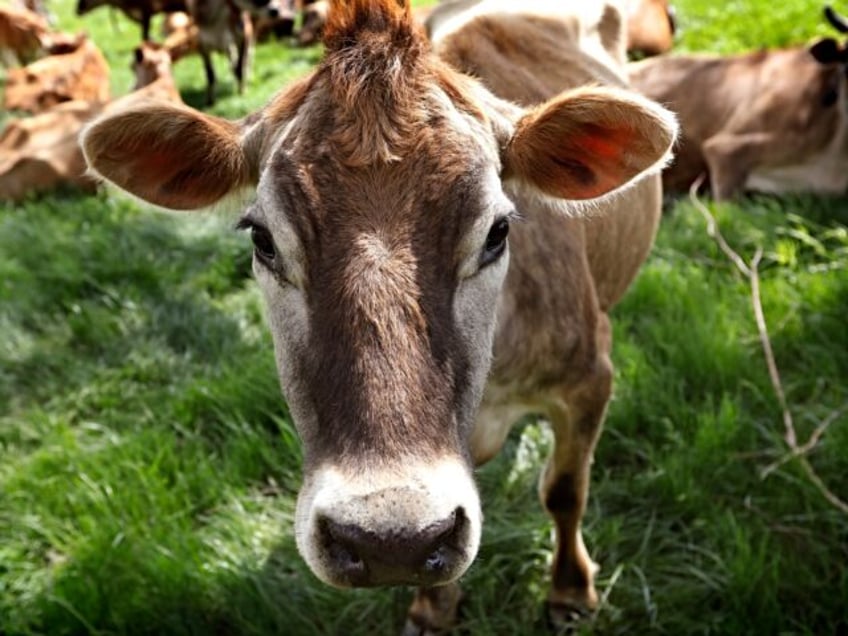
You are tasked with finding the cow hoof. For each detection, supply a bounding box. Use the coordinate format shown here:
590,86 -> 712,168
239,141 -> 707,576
401,617 -> 444,636
545,600 -> 592,633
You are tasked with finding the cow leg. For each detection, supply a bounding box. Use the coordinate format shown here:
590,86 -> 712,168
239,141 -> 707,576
403,582 -> 463,636
234,30 -> 248,95
702,132 -> 771,200
540,313 -> 613,622
231,13 -> 252,96
200,47 -> 216,105
141,11 -> 151,41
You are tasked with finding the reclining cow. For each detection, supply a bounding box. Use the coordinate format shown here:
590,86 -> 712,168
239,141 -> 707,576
81,0 -> 676,631
629,8 -> 848,199
4,33 -> 110,113
0,4 -> 49,66
0,42 -> 181,202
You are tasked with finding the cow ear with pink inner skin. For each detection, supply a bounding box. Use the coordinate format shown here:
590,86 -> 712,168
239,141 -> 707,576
81,102 -> 256,211
503,86 -> 678,201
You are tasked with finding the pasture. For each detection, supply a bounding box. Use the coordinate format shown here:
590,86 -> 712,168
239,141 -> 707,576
1,0 -> 847,634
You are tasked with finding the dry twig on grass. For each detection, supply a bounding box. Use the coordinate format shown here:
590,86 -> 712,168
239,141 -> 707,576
688,175 -> 848,515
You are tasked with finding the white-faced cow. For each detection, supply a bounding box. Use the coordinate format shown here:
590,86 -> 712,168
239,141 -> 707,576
81,0 -> 676,631
629,7 -> 848,199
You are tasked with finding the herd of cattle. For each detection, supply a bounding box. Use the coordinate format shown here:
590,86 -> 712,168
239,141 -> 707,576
1,1 -> 848,202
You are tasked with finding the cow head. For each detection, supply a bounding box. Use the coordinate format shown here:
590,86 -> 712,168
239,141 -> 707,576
75,0 -> 102,15
81,0 -> 675,588
808,36 -> 848,108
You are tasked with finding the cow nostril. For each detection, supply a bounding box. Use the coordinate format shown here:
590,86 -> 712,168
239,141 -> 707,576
424,547 -> 448,573
328,541 -> 362,568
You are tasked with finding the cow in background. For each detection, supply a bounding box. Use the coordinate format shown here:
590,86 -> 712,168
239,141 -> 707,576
626,0 -> 676,57
4,34 -> 110,113
76,0 -> 188,41
187,0 -> 281,104
296,0 -> 675,55
0,5 -> 48,66
255,0 -> 296,41
161,10 -> 199,61
629,13 -> 848,199
0,41 -> 182,202
295,0 -> 325,46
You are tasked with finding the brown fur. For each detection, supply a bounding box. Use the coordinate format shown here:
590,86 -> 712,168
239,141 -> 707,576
0,5 -> 48,67
4,35 -> 110,114
629,45 -> 848,199
1,43 -> 182,202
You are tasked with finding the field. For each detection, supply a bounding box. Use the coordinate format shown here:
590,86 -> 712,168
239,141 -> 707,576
1,0 -> 847,634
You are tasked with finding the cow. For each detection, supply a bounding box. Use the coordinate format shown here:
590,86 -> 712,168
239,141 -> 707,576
255,0 -> 297,41
626,0 -> 675,57
298,0 -> 675,55
295,0 -> 326,46
76,0 -> 189,41
0,42 -> 181,202
161,10 -> 199,61
130,40 -> 183,101
0,5 -> 49,67
0,101 -> 101,200
80,0 -> 676,631
187,0 -> 281,105
629,29 -> 848,199
3,33 -> 110,114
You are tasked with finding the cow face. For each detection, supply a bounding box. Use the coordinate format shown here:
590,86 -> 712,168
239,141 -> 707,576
81,0 -> 675,589
809,38 -> 848,109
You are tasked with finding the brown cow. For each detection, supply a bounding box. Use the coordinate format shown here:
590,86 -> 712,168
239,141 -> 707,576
297,0 -> 676,55
629,33 -> 848,199
4,34 -> 110,113
0,101 -> 101,200
0,42 -> 181,202
295,0 -> 326,46
626,0 -> 675,57
161,10 -> 199,61
0,5 -> 48,66
76,0 -> 188,41
81,0 -> 676,631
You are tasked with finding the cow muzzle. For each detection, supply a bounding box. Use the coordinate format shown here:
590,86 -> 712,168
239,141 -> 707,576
295,459 -> 482,587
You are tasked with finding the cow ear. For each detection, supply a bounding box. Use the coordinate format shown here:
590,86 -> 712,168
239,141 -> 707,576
81,102 -> 254,210
503,86 -> 677,201
809,38 -> 841,65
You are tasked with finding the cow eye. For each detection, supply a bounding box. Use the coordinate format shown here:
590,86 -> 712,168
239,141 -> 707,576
481,217 -> 509,267
236,217 -> 276,264
250,225 -> 276,262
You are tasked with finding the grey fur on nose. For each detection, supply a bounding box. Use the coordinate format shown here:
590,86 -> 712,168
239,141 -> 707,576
318,507 -> 467,586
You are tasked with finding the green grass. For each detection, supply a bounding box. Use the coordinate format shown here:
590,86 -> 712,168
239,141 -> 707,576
2,0 -> 848,634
